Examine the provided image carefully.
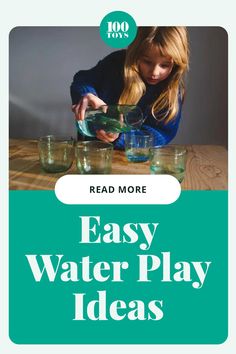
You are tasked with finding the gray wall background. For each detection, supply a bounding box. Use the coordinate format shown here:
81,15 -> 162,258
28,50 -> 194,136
9,27 -> 228,146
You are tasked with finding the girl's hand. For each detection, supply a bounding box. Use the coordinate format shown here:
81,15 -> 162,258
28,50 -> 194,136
96,130 -> 119,143
72,93 -> 106,120
72,94 -> 119,143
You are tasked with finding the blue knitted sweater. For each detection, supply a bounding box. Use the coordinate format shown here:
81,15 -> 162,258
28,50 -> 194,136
70,50 -> 183,149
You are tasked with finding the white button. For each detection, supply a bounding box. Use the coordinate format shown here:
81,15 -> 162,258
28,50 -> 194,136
55,175 -> 181,205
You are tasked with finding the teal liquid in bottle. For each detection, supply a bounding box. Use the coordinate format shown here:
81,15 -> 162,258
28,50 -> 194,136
76,105 -> 143,137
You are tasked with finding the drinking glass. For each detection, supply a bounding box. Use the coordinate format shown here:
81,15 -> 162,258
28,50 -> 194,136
38,135 -> 74,173
125,131 -> 154,162
75,140 -> 113,174
149,145 -> 187,182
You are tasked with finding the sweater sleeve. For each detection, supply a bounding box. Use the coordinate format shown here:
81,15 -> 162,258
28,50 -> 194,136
70,51 -> 124,105
114,101 -> 183,150
70,64 -> 101,105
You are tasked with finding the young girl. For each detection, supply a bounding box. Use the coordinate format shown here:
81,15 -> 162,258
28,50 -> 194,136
70,27 -> 189,148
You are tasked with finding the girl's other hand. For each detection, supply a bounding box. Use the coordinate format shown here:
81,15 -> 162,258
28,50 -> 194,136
72,93 -> 106,121
96,129 -> 119,143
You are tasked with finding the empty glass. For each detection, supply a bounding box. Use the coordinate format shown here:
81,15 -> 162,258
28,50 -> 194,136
76,105 -> 144,137
75,140 -> 113,174
38,135 -> 74,173
125,131 -> 154,162
149,145 -> 187,182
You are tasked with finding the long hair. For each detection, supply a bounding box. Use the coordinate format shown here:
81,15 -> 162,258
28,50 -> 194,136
119,27 -> 189,123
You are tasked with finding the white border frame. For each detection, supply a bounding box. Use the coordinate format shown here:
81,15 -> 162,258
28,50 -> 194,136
1,0 -> 235,353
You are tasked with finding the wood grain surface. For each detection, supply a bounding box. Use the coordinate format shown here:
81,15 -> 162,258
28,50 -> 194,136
9,139 -> 228,190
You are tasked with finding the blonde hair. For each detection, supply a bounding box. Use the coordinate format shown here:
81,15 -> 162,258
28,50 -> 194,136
119,27 -> 189,123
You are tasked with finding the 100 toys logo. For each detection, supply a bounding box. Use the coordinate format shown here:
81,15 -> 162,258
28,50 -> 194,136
100,11 -> 138,48
106,21 -> 129,39
25,216 -> 211,321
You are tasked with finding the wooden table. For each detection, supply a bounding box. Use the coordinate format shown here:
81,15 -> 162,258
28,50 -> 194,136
9,139 -> 228,190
